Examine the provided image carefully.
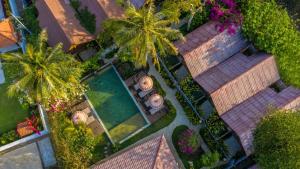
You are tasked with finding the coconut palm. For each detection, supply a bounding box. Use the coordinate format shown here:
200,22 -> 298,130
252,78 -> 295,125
104,0 -> 184,67
0,30 -> 85,106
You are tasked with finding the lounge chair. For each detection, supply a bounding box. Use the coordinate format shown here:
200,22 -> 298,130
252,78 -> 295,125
138,89 -> 153,98
149,106 -> 163,115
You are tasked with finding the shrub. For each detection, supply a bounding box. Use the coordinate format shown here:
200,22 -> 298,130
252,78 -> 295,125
70,0 -> 96,34
178,128 -> 201,154
81,55 -> 101,76
176,92 -> 201,125
0,130 -> 19,145
242,0 -> 300,88
206,111 -> 228,138
22,5 -> 41,43
179,76 -> 203,103
254,110 -> 300,169
49,112 -> 99,169
199,151 -> 220,167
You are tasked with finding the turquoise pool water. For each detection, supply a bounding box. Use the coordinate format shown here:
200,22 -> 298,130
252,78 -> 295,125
86,66 -> 147,142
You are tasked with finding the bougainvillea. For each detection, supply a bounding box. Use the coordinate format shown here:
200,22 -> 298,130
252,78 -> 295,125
206,0 -> 242,34
178,128 -> 201,154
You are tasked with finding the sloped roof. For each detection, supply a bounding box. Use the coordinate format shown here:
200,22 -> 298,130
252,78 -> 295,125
91,135 -> 179,169
35,0 -> 94,51
130,0 -> 146,8
80,0 -> 124,34
0,19 -> 18,48
196,52 -> 280,115
174,21 -> 248,77
221,87 -> 300,155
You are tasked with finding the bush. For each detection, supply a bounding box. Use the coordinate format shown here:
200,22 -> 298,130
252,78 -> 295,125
81,55 -> 101,76
242,0 -> 300,88
176,92 -> 201,125
199,151 -> 220,168
49,112 -> 99,169
172,125 -> 204,169
0,130 -> 19,146
179,76 -> 203,103
178,128 -> 201,154
22,5 -> 41,43
70,0 -> 96,34
206,111 -> 228,138
254,110 -> 300,169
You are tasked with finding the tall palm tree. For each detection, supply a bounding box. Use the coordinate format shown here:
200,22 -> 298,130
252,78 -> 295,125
104,0 -> 184,67
0,30 -> 85,106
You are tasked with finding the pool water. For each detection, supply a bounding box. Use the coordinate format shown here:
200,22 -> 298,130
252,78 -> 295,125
86,67 -> 147,142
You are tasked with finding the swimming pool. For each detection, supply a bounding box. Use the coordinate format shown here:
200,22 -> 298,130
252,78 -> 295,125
85,66 -> 149,143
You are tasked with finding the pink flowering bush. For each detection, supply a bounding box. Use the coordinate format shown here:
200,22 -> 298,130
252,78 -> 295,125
206,0 -> 242,34
178,128 -> 201,154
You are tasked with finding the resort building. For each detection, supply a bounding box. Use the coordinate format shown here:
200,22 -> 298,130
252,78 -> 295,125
175,21 -> 300,156
91,135 -> 179,169
35,0 -> 143,51
0,19 -> 19,53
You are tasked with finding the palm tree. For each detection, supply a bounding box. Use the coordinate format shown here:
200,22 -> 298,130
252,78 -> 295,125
0,30 -> 85,106
104,0 -> 184,67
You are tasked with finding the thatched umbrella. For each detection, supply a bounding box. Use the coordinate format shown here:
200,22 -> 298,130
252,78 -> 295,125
149,94 -> 164,109
138,75 -> 153,91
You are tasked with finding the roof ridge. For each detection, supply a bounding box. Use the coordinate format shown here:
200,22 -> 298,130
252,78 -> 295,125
151,135 -> 164,169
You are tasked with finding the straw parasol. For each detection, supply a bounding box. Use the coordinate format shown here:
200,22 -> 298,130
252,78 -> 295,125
149,94 -> 164,109
72,111 -> 88,124
138,75 -> 153,91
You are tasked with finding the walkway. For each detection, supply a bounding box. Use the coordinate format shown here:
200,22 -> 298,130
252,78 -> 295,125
145,61 -> 210,168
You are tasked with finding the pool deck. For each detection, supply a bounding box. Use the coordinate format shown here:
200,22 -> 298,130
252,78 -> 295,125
84,65 -> 150,144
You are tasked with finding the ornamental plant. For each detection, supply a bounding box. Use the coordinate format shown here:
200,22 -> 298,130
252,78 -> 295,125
206,0 -> 242,34
178,128 -> 201,154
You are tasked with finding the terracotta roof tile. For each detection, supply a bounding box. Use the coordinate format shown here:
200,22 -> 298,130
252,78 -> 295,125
91,135 -> 179,169
221,87 -> 300,155
0,19 -> 18,48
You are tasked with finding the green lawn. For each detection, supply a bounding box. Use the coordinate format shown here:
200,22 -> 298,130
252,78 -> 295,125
0,75 -> 29,134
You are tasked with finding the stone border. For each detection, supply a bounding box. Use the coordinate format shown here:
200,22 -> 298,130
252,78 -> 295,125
0,105 -> 49,153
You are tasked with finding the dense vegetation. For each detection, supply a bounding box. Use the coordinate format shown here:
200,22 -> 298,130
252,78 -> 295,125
242,0 -> 300,88
49,112 -> 99,169
254,110 -> 300,169
0,31 -> 85,107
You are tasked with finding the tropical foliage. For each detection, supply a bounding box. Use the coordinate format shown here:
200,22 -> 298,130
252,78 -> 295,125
242,0 -> 300,88
49,112 -> 98,169
178,128 -> 201,154
104,1 -> 183,67
0,30 -> 85,106
254,110 -> 300,169
199,151 -> 220,168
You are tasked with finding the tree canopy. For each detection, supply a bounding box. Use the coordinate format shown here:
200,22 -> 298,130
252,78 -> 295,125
0,30 -> 85,106
253,110 -> 300,169
104,1 -> 183,67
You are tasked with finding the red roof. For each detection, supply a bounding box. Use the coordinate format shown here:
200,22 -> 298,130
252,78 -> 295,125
0,19 -> 18,48
35,0 -> 94,51
91,135 -> 179,169
174,21 -> 248,77
79,0 -> 124,34
196,52 -> 280,115
221,87 -> 300,155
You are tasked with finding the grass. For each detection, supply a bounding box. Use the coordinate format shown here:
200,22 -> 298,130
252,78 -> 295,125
0,69 -> 29,134
172,125 -> 204,169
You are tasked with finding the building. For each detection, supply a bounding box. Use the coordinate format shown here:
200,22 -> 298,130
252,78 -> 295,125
175,21 -> 300,156
91,135 -> 180,169
0,19 -> 20,53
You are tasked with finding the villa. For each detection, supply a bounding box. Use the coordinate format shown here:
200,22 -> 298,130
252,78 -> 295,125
91,135 -> 179,169
175,21 -> 300,156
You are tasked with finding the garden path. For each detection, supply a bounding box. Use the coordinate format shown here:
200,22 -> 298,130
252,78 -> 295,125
145,61 -> 210,168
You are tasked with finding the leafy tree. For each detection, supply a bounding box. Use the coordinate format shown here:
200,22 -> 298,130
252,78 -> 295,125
0,30 -> 85,106
242,0 -> 300,88
199,151 -> 220,168
253,110 -> 300,169
49,112 -> 98,169
104,1 -> 183,68
161,0 -> 203,30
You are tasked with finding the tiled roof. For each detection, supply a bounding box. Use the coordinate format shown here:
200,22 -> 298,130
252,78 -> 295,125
130,0 -> 145,8
174,21 -> 248,77
0,19 -> 18,48
36,0 -> 94,51
91,135 -> 179,169
221,87 -> 300,155
80,0 -> 124,34
196,52 -> 280,115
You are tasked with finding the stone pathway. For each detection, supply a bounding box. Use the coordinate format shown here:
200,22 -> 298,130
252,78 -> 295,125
144,62 -> 210,168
